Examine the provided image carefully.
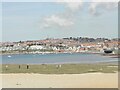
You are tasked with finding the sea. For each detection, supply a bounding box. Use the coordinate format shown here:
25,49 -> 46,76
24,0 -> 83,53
1,53 -> 118,64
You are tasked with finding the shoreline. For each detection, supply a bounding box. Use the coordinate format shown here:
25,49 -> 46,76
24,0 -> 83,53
1,72 -> 118,88
0,51 -> 101,55
1,52 -> 120,59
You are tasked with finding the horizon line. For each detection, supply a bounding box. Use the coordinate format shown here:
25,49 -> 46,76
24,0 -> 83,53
1,36 -> 119,43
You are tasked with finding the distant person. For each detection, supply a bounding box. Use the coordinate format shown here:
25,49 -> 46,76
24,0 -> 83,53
27,64 -> 29,69
56,65 -> 59,69
19,65 -> 21,69
56,64 -> 62,69
59,64 -> 61,68
5,65 -> 8,70
42,64 -> 46,68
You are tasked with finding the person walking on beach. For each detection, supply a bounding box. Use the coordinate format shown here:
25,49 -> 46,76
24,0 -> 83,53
56,65 -> 59,69
56,64 -> 62,69
19,65 -> 21,69
59,64 -> 61,68
5,65 -> 8,70
27,64 -> 29,69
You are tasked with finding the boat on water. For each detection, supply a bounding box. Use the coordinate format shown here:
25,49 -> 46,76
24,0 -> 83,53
7,55 -> 12,58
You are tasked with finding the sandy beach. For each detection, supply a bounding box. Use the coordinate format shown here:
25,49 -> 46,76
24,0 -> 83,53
1,73 -> 118,88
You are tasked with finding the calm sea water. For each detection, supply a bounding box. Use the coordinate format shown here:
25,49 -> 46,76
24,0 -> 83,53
1,53 -> 118,64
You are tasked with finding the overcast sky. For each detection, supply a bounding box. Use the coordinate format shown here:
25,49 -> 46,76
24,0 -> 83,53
1,1 -> 118,42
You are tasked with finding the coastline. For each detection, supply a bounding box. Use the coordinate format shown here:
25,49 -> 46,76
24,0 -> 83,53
0,51 -> 101,55
1,51 -> 120,59
1,52 -> 118,88
102,53 -> 120,58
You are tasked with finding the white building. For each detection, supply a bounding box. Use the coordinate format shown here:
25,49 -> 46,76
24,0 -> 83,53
29,45 -> 44,50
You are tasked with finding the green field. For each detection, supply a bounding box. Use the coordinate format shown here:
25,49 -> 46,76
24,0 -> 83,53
0,63 -> 118,74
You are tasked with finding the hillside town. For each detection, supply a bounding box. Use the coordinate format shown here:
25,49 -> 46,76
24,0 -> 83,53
0,37 -> 120,55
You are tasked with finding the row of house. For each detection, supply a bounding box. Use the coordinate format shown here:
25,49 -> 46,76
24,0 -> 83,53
0,38 -> 119,54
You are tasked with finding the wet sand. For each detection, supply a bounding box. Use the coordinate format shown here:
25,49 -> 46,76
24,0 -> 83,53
1,73 -> 118,88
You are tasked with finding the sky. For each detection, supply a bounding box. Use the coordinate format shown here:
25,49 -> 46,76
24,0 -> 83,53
1,0 -> 118,42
